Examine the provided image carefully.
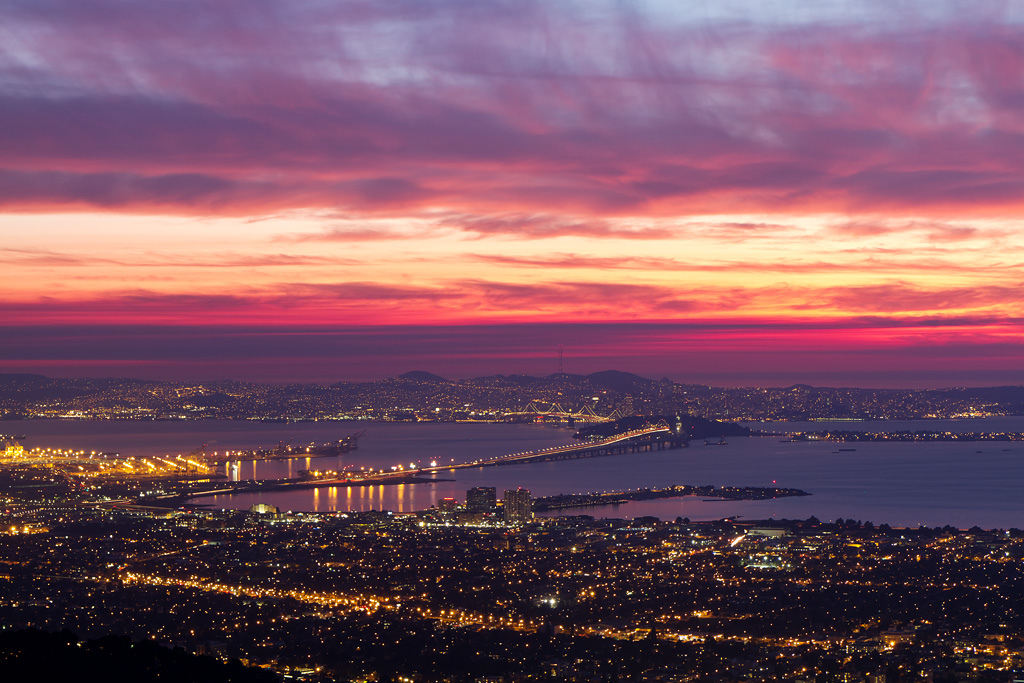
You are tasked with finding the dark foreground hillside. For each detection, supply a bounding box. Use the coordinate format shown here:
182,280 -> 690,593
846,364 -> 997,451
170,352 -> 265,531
0,629 -> 276,683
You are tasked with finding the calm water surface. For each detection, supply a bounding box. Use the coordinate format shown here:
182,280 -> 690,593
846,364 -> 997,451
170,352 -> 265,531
9,418 -> 1024,528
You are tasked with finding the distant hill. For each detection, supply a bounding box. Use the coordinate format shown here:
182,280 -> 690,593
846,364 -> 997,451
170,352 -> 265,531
939,386 -> 1024,402
397,371 -> 449,383
0,374 -> 155,402
585,370 -> 656,393
0,374 -> 49,383
485,374 -> 542,386
5,371 -> 1024,421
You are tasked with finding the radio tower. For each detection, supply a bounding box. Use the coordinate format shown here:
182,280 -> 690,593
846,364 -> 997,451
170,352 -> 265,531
558,344 -> 564,373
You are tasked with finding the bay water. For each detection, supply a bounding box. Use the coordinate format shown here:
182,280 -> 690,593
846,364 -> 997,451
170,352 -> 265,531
6,418 -> 1024,528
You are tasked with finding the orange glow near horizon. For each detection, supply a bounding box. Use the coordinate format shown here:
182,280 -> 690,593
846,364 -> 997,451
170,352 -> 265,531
3,211 -> 1021,327
4,3 -> 1024,385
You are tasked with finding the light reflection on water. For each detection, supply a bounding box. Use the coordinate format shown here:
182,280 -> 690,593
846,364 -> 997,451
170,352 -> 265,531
13,418 -> 1024,528
208,423 -> 1024,528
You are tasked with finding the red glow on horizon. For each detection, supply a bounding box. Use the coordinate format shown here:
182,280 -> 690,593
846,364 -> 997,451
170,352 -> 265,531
3,3 -> 1024,385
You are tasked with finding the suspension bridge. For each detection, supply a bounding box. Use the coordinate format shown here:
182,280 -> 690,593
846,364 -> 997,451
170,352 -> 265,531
503,401 -> 623,423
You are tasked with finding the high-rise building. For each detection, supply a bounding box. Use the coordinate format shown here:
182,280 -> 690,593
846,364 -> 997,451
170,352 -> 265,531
434,496 -> 460,523
503,488 -> 533,526
466,486 -> 496,513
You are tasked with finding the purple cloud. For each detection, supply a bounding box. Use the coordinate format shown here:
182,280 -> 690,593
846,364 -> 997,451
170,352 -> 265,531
1,1 -> 1024,221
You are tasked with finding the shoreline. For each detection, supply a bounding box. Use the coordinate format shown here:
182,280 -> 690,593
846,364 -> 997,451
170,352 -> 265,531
143,474 -> 456,508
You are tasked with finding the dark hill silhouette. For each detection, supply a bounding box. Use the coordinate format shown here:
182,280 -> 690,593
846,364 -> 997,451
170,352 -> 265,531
397,371 -> 449,382
0,373 -> 49,382
585,370 -> 656,393
0,629 -> 276,683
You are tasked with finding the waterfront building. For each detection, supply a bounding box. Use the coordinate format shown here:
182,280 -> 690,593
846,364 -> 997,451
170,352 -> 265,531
437,497 -> 459,521
466,486 -> 496,513
503,488 -> 533,526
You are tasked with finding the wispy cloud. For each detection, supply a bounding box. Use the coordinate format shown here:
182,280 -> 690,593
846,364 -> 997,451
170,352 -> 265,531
0,248 -> 359,268
5,2 -> 1024,383
2,2 -> 1024,218
828,219 -> 1005,242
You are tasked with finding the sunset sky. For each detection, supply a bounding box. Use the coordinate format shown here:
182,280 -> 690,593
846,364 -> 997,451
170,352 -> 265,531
3,1 -> 1024,387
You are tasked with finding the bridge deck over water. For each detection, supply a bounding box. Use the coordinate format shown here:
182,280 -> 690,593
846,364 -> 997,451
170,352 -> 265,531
421,425 -> 686,472
167,425 -> 688,503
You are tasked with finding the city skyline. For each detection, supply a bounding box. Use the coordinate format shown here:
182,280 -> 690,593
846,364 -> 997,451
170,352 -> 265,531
4,2 -> 1024,387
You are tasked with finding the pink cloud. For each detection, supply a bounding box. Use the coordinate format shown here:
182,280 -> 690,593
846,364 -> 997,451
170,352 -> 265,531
820,283 -> 1023,313
1,3 -> 1024,222
7,3 -> 1024,385
468,252 -> 996,276
829,219 -> 988,240
0,248 -> 358,268
436,213 -> 674,240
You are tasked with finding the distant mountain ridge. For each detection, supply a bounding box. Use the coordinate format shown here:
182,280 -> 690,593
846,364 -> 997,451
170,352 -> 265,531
391,369 -> 661,393
3,372 -> 1024,421
583,370 -> 658,393
398,371 -> 450,383
4,371 -> 1024,400
8,371 -> 1024,394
